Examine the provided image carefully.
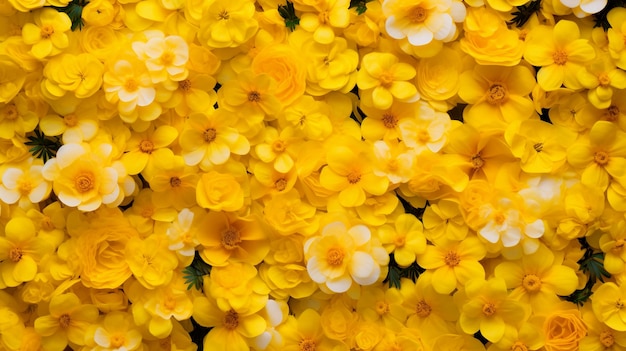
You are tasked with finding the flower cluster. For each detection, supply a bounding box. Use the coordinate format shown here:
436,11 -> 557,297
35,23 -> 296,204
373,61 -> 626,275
2,0 -> 626,350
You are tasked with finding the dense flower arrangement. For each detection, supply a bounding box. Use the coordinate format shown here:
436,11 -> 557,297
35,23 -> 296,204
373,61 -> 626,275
4,0 -> 626,349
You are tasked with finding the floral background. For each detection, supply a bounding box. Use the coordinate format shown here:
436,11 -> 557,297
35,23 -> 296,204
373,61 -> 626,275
1,0 -> 626,350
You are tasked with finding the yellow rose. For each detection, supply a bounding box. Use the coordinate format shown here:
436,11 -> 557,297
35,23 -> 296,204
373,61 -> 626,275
251,44 -> 307,106
196,171 -> 244,212
78,26 -> 127,61
544,307 -> 587,351
416,47 -> 462,102
81,0 -> 115,27
68,207 -> 138,289
89,288 -> 129,313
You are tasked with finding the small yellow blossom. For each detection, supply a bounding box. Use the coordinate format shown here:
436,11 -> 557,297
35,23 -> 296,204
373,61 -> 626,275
21,8 -> 71,59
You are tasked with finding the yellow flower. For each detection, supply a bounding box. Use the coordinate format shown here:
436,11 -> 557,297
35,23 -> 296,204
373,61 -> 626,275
567,121 -> 626,191
143,153 -> 199,210
217,70 -> 281,121
125,234 -> 179,289
196,211 -> 269,267
262,189 -> 318,236
382,0 -> 464,46
132,31 -> 189,84
592,282 -> 626,331
250,160 -> 298,199
608,7 -> 626,70
459,64 -> 536,127
357,52 -> 419,110
85,311 -> 143,351
458,277 -> 530,343
197,0 -> 258,48
196,170 -> 245,212
357,285 -> 408,329
67,206 -> 138,289
39,101 -> 99,144
494,245 -> 578,310
254,126 -> 298,173
41,53 -> 104,101
81,0 -> 115,27
577,54 -> 626,110
304,220 -> 388,293
0,161 -> 51,207
165,72 -> 217,117
41,143 -> 121,212
371,140 -> 414,185
540,302 -> 587,351
581,309 -> 626,351
524,20 -> 596,91
416,46 -> 462,102
21,8 -> 71,59
397,101 -> 452,154
0,217 -> 53,287
34,293 -> 99,350
378,213 -> 426,267
277,95 -> 333,140
251,44 -> 307,106
120,125 -> 178,175
0,100 -> 39,140
181,111 -> 249,168
298,0 -> 350,44
422,198 -> 469,245
600,220 -> 626,274
416,235 -> 486,294
277,308 -> 349,351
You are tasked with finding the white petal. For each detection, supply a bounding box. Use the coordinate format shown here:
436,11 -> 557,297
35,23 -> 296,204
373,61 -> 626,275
407,26 -> 434,46
385,16 -> 405,39
348,225 -> 371,247
525,220 -> 545,239
580,0 -> 606,14
349,252 -> 377,282
0,186 -> 19,204
325,275 -> 352,293
2,168 -> 22,188
306,257 -> 326,283
560,0 -> 580,8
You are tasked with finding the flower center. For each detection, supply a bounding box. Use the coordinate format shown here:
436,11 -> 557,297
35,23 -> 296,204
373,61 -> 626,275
169,176 -> 182,187
9,247 -> 22,262
159,336 -> 171,350
511,341 -> 528,351
533,143 -> 543,152
274,178 -> 287,191
3,104 -> 18,120
75,172 -> 95,193
486,84 -> 507,105
607,105 -> 620,121
299,338 -> 316,351
553,49 -> 568,65
139,139 -> 154,153
248,91 -> 261,102
347,171 -> 361,184
203,128 -> 217,143
160,52 -> 174,66
379,72 -> 394,89
110,334 -> 125,348
599,73 -> 611,87
318,11 -> 329,24
522,274 -> 542,292
217,9 -> 229,20
41,216 -> 55,231
408,6 -> 427,23
616,299 -> 624,309
64,114 -> 78,127
221,227 -> 241,250
59,314 -> 71,329
415,300 -> 432,317
471,153 -> 484,169
600,330 -> 615,347
124,78 -> 139,92
394,235 -> 406,247
594,151 -> 609,165
272,140 -> 286,152
223,310 -> 239,330
444,251 -> 460,267
17,179 -> 33,195
482,302 -> 496,316
178,79 -> 192,92
382,113 -> 397,128
163,295 -> 176,310
141,208 -> 154,218
375,301 -> 390,315
327,248 -> 345,266
40,24 -> 55,39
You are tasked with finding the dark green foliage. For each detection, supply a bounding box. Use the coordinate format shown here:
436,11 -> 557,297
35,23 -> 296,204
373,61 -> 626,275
182,252 -> 212,291
51,0 -> 89,31
278,1 -> 300,32
565,238 -> 611,305
25,128 -> 62,163
508,0 -> 542,28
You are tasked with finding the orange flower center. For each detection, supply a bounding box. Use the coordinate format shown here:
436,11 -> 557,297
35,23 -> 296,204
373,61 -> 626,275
41,216 -> 55,231
471,153 -> 484,169
616,299 -> 624,310
40,24 -> 55,39
248,91 -> 261,102
124,78 -> 139,92
75,172 -> 95,193
17,179 -> 33,196
223,310 -> 239,330
169,176 -> 182,187
141,208 -> 154,218
607,105 -> 620,121
272,140 -> 286,152
600,330 -> 615,347
415,300 -> 432,317
594,151 -> 609,165
160,52 -> 174,66
394,235 -> 406,247
486,84 -> 507,105
327,248 -> 345,266
4,104 -> 18,120
375,301 -> 390,315
139,140 -> 154,154
299,338 -> 316,351
382,113 -> 398,128
599,73 -> 611,87
482,302 -> 496,316
9,247 -> 22,262
379,72 -> 394,89
553,49 -> 568,65
163,295 -> 176,310
110,334 -> 125,348
408,6 -> 427,23
347,171 -> 361,184
178,79 -> 192,92
203,128 -> 217,143
59,314 -> 71,329
444,251 -> 460,267
533,143 -> 543,152
217,10 -> 229,20
221,227 -> 242,250
64,114 -> 78,127
274,178 -> 287,191
522,274 -> 542,292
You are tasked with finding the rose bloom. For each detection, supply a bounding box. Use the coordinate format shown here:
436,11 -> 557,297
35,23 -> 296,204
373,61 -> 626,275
196,171 -> 245,212
67,207 -> 138,289
251,44 -> 307,106
543,303 -> 587,351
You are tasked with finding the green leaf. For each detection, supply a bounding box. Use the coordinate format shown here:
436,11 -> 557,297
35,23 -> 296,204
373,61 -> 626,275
278,0 -> 299,31
383,253 -> 425,289
24,128 -> 62,163
50,0 -> 89,31
507,0 -> 542,28
565,238 -> 610,306
182,252 -> 212,292
349,0 -> 372,15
